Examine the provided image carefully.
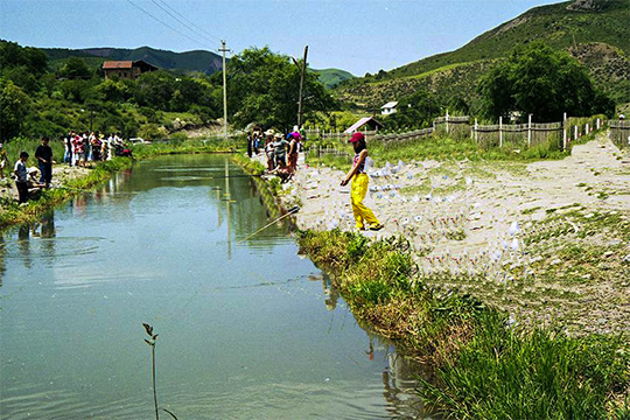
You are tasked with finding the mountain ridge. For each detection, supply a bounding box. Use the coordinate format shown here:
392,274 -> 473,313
42,45 -> 224,74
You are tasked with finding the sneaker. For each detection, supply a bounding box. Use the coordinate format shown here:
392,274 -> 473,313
369,224 -> 384,231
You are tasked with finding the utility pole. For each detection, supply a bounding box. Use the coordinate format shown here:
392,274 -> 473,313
219,40 -> 231,138
296,45 -> 308,129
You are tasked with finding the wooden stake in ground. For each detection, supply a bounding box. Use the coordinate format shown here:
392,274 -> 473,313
296,46 -> 309,129
219,40 -> 231,138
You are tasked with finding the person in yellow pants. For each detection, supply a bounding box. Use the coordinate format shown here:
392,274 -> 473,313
341,132 -> 383,231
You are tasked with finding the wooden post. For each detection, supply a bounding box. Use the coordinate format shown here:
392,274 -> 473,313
562,112 -> 567,151
445,110 -> 450,135
474,118 -> 478,144
596,118 -> 600,130
585,123 -> 589,134
574,125 -> 578,140
219,40 -> 230,139
499,116 -> 503,147
527,114 -> 532,148
296,45 -> 309,129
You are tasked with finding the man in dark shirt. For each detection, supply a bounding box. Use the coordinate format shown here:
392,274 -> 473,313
35,136 -> 53,188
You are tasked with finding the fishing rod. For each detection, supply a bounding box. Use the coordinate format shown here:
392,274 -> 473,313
238,205 -> 300,243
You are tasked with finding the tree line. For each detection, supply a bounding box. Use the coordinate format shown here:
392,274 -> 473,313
0,41 -> 334,141
0,39 -> 617,141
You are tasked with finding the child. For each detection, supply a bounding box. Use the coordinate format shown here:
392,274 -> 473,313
14,151 -> 29,203
340,132 -> 383,231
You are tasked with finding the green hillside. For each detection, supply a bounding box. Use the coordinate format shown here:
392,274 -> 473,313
338,0 -> 630,110
42,46 -> 223,74
312,68 -> 355,88
388,0 -> 629,79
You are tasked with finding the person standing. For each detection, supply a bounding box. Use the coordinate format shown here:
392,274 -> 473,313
35,136 -> 54,188
340,132 -> 383,231
264,131 -> 275,171
246,133 -> 254,158
272,133 -> 289,168
287,132 -> 301,173
14,152 -> 30,203
73,133 -> 85,167
0,143 -> 8,179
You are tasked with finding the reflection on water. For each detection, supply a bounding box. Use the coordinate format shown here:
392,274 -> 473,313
0,154 -> 432,419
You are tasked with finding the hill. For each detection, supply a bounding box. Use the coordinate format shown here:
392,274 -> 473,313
338,0 -> 630,110
312,68 -> 355,89
42,45 -> 224,74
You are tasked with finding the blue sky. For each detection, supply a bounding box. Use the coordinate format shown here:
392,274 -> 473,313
1,0 -> 561,75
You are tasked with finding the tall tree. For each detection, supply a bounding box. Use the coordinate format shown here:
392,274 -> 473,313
223,47 -> 334,129
0,78 -> 31,140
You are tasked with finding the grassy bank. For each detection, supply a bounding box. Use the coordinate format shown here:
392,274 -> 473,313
0,137 -> 240,230
298,230 -> 629,419
230,154 -> 282,218
305,126 -> 607,171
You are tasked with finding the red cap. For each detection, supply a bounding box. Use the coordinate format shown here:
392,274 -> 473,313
348,132 -> 365,143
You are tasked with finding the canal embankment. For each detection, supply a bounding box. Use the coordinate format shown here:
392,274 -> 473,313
244,133 -> 630,418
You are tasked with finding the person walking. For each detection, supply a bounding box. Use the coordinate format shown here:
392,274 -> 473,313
35,136 -> 54,188
14,151 -> 30,204
340,132 -> 383,231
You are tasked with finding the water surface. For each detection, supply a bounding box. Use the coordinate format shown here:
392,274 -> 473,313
0,154 -> 429,419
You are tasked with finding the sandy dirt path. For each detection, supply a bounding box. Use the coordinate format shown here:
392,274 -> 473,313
275,133 -> 630,335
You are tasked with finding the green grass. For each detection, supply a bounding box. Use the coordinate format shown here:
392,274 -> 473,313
298,229 -> 629,419
309,133 -> 573,166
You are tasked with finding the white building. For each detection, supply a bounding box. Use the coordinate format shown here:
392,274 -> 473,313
380,101 -> 398,116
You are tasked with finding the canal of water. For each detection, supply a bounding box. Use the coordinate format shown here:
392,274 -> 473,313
0,154 -> 430,419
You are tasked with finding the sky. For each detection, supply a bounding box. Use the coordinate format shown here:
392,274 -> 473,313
0,0 -> 562,75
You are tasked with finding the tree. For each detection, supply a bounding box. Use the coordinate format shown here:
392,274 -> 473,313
385,86 -> 441,130
478,42 -> 614,122
224,47 -> 334,129
59,57 -> 92,79
0,78 -> 31,140
134,70 -> 176,110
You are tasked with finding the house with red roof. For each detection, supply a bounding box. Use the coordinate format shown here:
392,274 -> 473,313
102,60 -> 158,80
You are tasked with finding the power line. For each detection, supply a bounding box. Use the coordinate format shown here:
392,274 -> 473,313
153,0 -> 222,43
150,0 -> 220,45
126,0 -> 208,47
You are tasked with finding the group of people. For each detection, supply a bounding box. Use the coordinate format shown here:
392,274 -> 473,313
62,131 -> 131,167
247,128 -> 303,178
247,127 -> 383,232
4,130 -> 134,205
8,136 -> 55,204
